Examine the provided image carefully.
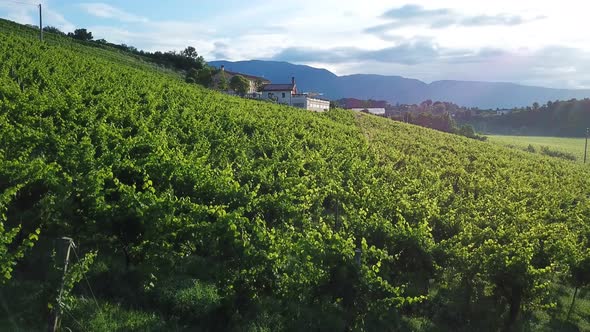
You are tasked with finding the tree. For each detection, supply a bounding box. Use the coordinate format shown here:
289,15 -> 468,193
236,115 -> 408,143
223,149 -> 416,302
196,67 -> 213,87
68,29 -> 93,41
230,75 -> 250,96
182,46 -> 198,59
185,67 -> 214,88
42,26 -> 64,35
255,79 -> 265,92
218,72 -> 229,91
185,68 -> 199,84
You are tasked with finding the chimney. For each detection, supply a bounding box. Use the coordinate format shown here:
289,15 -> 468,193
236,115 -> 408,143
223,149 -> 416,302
292,76 -> 295,85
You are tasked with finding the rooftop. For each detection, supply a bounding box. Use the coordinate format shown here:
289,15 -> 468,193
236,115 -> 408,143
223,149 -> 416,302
223,70 -> 270,83
261,83 -> 296,92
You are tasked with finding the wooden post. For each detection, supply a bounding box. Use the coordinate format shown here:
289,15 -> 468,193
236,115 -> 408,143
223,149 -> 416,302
50,237 -> 74,332
39,4 -> 43,41
584,128 -> 588,164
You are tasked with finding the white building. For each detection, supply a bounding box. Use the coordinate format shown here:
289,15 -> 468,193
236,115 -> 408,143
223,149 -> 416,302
260,77 -> 329,112
351,108 -> 386,115
291,95 -> 330,112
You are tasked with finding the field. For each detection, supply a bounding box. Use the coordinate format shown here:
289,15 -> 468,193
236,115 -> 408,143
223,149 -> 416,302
488,135 -> 588,162
2,18 -> 590,331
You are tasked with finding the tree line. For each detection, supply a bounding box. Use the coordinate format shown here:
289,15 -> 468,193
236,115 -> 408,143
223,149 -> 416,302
458,99 -> 590,137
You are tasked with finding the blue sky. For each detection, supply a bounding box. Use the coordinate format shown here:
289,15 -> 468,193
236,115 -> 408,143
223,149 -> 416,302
1,0 -> 590,89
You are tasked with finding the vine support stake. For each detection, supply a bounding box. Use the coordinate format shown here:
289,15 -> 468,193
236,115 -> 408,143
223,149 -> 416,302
49,237 -> 75,332
584,128 -> 588,164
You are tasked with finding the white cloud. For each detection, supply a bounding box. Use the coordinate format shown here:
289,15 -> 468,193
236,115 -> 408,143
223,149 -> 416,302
0,1 -> 74,32
79,2 -> 148,23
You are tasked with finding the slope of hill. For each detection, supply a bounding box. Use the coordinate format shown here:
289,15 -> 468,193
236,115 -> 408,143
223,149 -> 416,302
3,19 -> 590,331
210,60 -> 590,109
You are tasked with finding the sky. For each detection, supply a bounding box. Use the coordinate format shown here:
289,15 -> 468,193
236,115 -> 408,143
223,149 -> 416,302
1,0 -> 590,89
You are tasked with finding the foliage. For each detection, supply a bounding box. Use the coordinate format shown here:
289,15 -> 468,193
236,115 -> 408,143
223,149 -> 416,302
68,28 -> 93,41
185,67 -> 214,87
230,75 -> 250,96
539,146 -> 577,161
218,71 -> 229,91
42,26 -> 65,35
463,99 -> 590,137
1,18 -> 590,331
0,186 -> 39,283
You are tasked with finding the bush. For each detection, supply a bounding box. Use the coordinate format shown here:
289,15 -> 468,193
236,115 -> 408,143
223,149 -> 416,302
67,298 -> 167,332
539,146 -> 576,161
526,144 -> 536,153
156,278 -> 222,318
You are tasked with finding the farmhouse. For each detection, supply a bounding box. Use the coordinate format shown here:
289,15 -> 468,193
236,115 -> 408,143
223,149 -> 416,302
260,78 -> 298,104
260,77 -> 330,112
213,65 -> 270,95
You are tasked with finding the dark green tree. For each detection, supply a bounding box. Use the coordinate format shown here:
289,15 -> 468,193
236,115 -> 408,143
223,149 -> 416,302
68,28 -> 93,41
218,72 -> 229,91
196,67 -> 213,87
230,75 -> 250,96
182,46 -> 198,59
42,26 -> 64,35
255,79 -> 265,92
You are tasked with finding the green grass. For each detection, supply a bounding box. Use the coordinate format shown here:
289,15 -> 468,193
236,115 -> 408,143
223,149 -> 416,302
488,135 -> 588,162
527,286 -> 590,332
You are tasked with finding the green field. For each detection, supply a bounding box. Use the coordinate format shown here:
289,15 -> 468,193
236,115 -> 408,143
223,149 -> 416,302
489,135 -> 588,162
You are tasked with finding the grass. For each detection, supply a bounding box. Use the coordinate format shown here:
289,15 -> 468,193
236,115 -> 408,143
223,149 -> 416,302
527,286 -> 590,332
488,135 -> 588,163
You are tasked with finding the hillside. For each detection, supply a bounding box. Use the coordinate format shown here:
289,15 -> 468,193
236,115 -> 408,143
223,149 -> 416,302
210,60 -> 590,109
3,19 -> 590,331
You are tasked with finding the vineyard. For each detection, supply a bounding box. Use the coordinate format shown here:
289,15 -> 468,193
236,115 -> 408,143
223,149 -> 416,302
2,19 -> 590,331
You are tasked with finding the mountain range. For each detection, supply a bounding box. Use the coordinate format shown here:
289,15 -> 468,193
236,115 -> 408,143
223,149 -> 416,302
209,60 -> 590,109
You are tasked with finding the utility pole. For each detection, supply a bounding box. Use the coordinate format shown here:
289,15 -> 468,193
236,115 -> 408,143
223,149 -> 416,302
39,4 -> 43,41
585,128 -> 589,164
50,237 -> 74,332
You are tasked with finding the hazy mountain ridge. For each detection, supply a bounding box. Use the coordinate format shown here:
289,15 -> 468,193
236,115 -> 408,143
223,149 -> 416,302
210,60 -> 590,108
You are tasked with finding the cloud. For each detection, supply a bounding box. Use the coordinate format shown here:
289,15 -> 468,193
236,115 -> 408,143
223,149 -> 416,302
79,3 -> 148,23
382,4 -> 452,20
366,4 -> 545,39
212,42 -> 230,59
271,39 -> 474,65
0,1 -> 74,32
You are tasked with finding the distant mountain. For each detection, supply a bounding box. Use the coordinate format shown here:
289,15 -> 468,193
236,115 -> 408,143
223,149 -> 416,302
209,60 -> 590,109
